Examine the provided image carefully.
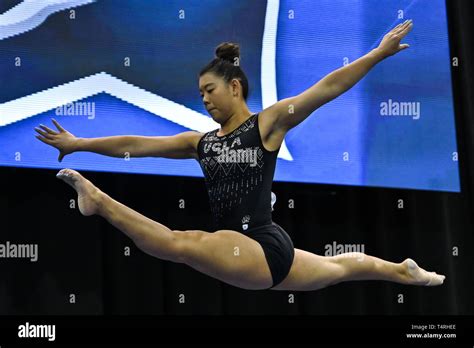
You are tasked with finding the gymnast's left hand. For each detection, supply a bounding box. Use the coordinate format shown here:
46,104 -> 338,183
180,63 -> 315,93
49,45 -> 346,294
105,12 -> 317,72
376,19 -> 413,58
34,118 -> 77,162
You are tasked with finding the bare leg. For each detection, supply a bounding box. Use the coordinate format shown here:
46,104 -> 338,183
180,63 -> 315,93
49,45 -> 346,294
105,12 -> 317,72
55,169 -> 274,289
56,168 -> 181,262
272,249 -> 445,291
332,252 -> 445,286
56,169 -> 445,291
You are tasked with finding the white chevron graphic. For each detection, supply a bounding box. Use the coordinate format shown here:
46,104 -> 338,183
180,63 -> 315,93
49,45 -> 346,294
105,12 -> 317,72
0,0 -> 96,41
261,0 -> 280,111
262,0 -> 293,161
0,0 -> 293,160
0,72 -> 294,160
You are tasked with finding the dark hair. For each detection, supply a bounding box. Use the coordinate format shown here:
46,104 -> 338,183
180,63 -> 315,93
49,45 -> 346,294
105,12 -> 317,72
199,42 -> 249,101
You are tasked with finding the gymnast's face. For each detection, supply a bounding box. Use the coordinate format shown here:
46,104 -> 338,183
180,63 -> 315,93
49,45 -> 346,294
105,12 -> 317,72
199,72 -> 240,124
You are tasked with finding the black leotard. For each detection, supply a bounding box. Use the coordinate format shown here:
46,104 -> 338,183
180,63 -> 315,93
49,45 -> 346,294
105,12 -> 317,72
196,113 -> 294,288
196,113 -> 280,232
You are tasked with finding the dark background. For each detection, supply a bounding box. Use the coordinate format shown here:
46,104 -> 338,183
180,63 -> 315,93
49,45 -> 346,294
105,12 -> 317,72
0,0 -> 472,317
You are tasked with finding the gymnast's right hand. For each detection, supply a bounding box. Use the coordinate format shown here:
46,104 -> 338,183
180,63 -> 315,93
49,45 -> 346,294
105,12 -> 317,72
34,118 -> 77,162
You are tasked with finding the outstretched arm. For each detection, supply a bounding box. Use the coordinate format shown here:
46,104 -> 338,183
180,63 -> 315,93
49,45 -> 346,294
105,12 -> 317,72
267,19 -> 414,132
35,119 -> 202,161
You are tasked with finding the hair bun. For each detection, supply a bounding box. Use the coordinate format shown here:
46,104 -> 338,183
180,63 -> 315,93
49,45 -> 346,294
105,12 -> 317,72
215,42 -> 240,63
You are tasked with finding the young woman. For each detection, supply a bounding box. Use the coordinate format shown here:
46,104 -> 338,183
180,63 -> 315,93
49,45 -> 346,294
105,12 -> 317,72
35,19 -> 445,291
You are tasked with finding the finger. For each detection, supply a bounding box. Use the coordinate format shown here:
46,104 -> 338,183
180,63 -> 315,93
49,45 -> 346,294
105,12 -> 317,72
39,124 -> 58,135
398,20 -> 413,34
391,20 -> 408,33
399,43 -> 410,50
35,135 -> 54,145
394,20 -> 412,36
58,153 -> 64,162
51,118 -> 66,132
393,20 -> 407,31
392,24 -> 402,32
401,21 -> 414,35
34,127 -> 54,139
393,20 -> 410,33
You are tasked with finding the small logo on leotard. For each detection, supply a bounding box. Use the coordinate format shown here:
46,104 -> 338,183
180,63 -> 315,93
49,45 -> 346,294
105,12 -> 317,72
241,215 -> 251,230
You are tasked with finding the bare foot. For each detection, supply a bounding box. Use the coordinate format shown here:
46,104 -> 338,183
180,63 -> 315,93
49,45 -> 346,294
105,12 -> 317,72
56,169 -> 102,216
401,258 -> 446,286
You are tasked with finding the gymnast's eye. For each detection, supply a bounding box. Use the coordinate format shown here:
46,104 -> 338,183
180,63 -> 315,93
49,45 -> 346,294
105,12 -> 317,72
200,89 -> 213,97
